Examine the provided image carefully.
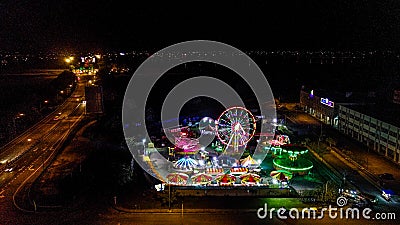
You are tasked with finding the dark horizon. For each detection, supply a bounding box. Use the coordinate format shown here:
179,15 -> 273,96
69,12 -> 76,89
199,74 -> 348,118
1,0 -> 400,52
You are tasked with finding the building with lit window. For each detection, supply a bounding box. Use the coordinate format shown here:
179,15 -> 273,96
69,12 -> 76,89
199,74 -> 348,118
338,105 -> 400,164
300,88 -> 343,127
300,86 -> 400,165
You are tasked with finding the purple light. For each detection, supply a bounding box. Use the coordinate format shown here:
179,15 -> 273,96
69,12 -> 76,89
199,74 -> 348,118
320,98 -> 334,108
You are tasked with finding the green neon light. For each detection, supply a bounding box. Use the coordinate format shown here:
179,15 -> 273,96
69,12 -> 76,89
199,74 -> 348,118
273,160 -> 314,171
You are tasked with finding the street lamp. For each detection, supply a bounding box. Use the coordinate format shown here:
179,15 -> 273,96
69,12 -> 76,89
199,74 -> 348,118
40,100 -> 48,111
12,113 -> 25,137
168,181 -> 171,210
142,139 -> 146,155
324,180 -> 330,202
65,57 -> 74,70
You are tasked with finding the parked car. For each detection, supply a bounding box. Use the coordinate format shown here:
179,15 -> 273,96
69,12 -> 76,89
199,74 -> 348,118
382,190 -> 392,202
379,173 -> 394,180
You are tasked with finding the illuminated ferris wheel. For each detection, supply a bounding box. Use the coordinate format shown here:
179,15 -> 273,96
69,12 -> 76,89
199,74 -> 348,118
216,106 -> 257,151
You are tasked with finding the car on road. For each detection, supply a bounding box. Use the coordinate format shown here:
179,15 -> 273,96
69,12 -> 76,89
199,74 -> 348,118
360,193 -> 379,205
381,190 -> 393,202
378,173 -> 394,180
53,112 -> 64,121
4,167 -> 13,172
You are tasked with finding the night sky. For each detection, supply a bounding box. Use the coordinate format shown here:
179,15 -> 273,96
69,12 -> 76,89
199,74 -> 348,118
1,0 -> 400,52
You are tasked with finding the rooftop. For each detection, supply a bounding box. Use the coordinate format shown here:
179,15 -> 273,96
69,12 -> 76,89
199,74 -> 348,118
301,87 -> 376,104
344,102 -> 400,128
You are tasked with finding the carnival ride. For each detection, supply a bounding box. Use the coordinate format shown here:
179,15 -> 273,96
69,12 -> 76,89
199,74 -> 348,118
165,106 -> 275,187
216,106 -> 257,152
272,144 -> 313,175
173,137 -> 200,155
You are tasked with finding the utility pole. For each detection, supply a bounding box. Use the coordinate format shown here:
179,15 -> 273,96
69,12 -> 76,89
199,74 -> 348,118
168,183 -> 171,210
324,180 -> 330,202
317,123 -> 323,150
181,200 -> 184,225
366,143 -> 370,170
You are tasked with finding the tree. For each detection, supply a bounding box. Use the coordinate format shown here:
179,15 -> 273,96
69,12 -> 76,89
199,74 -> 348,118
157,188 -> 180,209
326,137 -> 336,147
324,181 -> 340,204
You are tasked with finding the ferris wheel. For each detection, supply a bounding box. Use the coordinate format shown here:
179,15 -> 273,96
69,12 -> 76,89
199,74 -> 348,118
216,106 -> 257,151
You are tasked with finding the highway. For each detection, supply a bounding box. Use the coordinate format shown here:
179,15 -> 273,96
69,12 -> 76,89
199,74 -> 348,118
0,77 -> 86,214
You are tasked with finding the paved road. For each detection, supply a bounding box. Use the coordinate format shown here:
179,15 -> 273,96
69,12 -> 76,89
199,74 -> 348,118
0,78 -> 86,218
2,101 -> 399,225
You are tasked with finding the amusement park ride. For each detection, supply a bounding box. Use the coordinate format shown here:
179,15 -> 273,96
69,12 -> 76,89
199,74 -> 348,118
160,106 -> 313,187
216,107 -> 256,153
